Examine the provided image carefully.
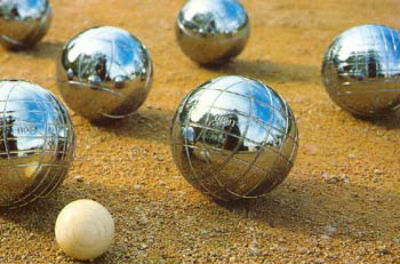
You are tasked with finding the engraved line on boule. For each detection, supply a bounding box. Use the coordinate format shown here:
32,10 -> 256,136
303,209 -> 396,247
45,92 -> 71,196
214,82 -> 255,197
29,89 -> 59,201
17,89 -> 51,205
65,81 -> 125,98
3,84 -> 25,206
176,142 -> 292,165
335,88 -> 400,95
181,89 -> 225,200
193,103 -> 293,138
377,26 -> 390,78
265,100 -> 294,194
243,82 -> 279,196
196,86 -> 291,119
197,80 -> 249,192
224,82 -> 265,197
183,80 -> 246,200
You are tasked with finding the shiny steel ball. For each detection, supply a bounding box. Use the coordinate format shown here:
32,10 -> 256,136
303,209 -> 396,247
0,0 -> 52,50
322,24 -> 400,117
57,26 -> 153,124
55,199 -> 115,261
176,0 -> 250,65
0,80 -> 75,208
170,76 -> 298,201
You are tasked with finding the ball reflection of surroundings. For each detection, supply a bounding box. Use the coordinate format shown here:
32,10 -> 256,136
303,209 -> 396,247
171,76 -> 299,201
176,0 -> 250,65
0,80 -> 75,208
0,0 -> 52,49
57,26 -> 153,124
322,24 -> 400,117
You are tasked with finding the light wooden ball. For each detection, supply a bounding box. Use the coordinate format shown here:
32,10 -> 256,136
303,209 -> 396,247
55,199 -> 115,261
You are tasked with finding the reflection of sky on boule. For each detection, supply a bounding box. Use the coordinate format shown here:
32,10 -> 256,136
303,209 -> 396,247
335,25 -> 400,77
182,127 -> 195,144
1,0 -> 47,19
181,0 -> 247,34
209,75 -> 244,90
245,119 -> 267,145
0,83 -> 63,155
215,95 -> 250,116
68,40 -> 112,64
188,93 -> 284,151
67,26 -> 146,81
188,81 -> 288,137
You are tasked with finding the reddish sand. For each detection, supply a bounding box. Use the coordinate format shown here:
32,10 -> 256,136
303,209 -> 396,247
0,0 -> 400,263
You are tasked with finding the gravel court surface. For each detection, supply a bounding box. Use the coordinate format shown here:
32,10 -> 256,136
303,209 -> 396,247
0,0 -> 400,263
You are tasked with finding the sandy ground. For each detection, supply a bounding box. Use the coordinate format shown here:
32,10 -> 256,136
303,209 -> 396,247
0,0 -> 400,263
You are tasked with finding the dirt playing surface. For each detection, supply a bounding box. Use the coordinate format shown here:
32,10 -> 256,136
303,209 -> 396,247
0,0 -> 400,263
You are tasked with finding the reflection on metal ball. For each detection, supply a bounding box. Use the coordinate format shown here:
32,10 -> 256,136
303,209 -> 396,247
170,76 -> 298,201
56,26 -> 153,124
0,0 -> 52,50
176,0 -> 250,65
322,24 -> 400,117
0,80 -> 75,208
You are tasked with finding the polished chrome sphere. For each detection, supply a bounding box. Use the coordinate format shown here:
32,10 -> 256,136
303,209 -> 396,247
322,24 -> 400,117
170,76 -> 298,201
57,26 -> 153,124
176,0 -> 250,65
0,80 -> 75,208
0,0 -> 52,50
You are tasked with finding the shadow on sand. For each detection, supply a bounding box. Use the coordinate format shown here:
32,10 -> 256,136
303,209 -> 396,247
204,59 -> 320,83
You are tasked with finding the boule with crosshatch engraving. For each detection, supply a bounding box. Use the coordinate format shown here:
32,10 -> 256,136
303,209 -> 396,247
176,0 -> 250,65
0,0 -> 52,50
322,24 -> 400,117
0,80 -> 75,208
56,26 -> 153,124
170,76 -> 298,201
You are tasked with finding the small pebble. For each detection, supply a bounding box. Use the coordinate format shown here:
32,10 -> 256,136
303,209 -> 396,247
139,216 -> 149,225
322,172 -> 330,180
328,176 -> 340,184
299,247 -> 309,255
377,246 -> 390,256
74,176 -> 84,182
342,174 -> 350,184
133,185 -> 142,191
325,225 -> 338,235
140,243 -> 148,250
249,246 -> 261,256
321,234 -> 331,240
